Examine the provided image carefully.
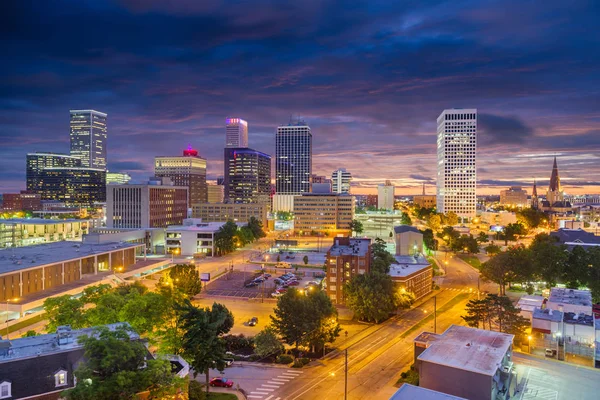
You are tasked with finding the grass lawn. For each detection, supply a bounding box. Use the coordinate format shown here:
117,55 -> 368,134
457,254 -> 481,269
7,313 -> 46,334
400,293 -> 470,339
207,393 -> 238,400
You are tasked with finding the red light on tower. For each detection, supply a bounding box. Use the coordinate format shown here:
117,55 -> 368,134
183,144 -> 198,157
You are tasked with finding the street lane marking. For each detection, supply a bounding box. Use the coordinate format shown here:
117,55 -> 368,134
247,396 -> 263,399
251,391 -> 270,394
273,378 -> 290,382
267,381 -> 283,385
262,384 -> 280,388
286,370 -> 303,374
264,396 -> 274,400
281,373 -> 298,377
257,388 -> 275,392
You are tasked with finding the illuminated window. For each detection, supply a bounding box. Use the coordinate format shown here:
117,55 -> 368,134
55,370 -> 68,387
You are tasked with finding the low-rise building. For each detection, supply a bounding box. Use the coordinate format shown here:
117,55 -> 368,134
394,225 -> 423,255
293,194 -> 354,236
413,195 -> 437,209
390,384 -> 466,400
325,237 -> 371,304
479,211 -> 517,226
516,295 -> 545,321
415,325 -> 516,400
550,229 -> 600,250
165,219 -> 225,257
0,218 -> 90,248
499,186 -> 528,207
531,307 -> 563,335
1,192 -> 42,212
390,255 -> 432,300
192,202 -> 268,227
547,287 -> 593,314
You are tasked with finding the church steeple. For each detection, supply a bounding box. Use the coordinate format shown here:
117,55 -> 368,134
531,179 -> 538,209
549,156 -> 560,192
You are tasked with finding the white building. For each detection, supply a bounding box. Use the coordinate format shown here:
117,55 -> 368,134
165,219 -> 226,257
546,288 -> 593,314
225,117 -> 248,148
331,168 -> 352,194
377,183 -> 395,210
106,171 -> 131,185
436,109 -> 477,221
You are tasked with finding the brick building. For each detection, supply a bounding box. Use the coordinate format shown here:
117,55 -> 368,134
325,237 -> 371,304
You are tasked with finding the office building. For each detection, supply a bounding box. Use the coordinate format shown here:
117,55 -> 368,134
311,174 -> 329,184
26,152 -> 83,192
69,109 -> 108,169
331,168 -> 352,194
0,218 -> 89,248
325,237 -> 371,304
36,167 -> 107,205
293,194 -> 354,235
225,117 -> 249,148
436,109 -> 477,221
207,184 -> 224,203
223,148 -> 271,204
166,219 -> 226,257
1,192 -> 41,212
155,146 -> 207,206
413,195 -> 437,208
106,178 -> 188,229
389,255 -> 432,300
394,225 -> 423,255
414,325 -> 516,400
275,121 -> 312,195
479,211 -> 517,226
312,183 -> 332,194
106,171 -> 132,184
499,186 -> 528,206
192,202 -> 268,227
377,183 -> 395,210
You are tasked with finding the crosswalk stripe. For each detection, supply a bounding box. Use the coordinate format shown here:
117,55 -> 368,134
281,373 -> 297,377
247,396 -> 263,399
273,378 -> 290,382
286,370 -> 303,374
258,388 -> 274,392
262,384 -> 280,388
264,396 -> 274,400
267,381 -> 283,385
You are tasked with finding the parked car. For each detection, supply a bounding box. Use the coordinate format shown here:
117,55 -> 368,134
248,317 -> 258,326
223,358 -> 234,367
253,277 -> 265,283
271,292 -> 283,298
263,273 -> 271,278
276,287 -> 288,293
274,278 -> 284,285
284,280 -> 300,286
210,377 -> 234,388
245,282 -> 258,288
545,348 -> 557,357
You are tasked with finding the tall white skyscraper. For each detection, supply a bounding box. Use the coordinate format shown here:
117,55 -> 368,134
225,118 -> 248,148
331,168 -> 352,194
69,110 -> 107,169
436,109 -> 477,221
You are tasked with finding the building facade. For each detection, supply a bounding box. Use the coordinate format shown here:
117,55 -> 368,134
325,237 -> 371,304
293,194 -> 354,235
192,202 -> 268,227
106,180 -> 188,229
394,225 -> 423,255
26,152 -> 83,193
225,117 -> 249,148
36,167 -> 107,205
165,219 -> 225,257
275,122 -> 312,195
331,168 -> 352,194
377,183 -> 395,210
390,255 -> 432,300
155,147 -> 207,206
69,109 -> 108,169
436,109 -> 477,221
207,184 -> 224,203
413,195 -> 437,209
0,218 -> 89,248
1,192 -> 42,212
223,148 -> 271,204
106,171 -> 132,184
499,186 -> 528,206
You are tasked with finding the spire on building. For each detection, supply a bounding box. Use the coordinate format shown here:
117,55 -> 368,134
549,156 -> 560,192
531,179 -> 538,210
422,182 -> 425,196
532,179 -> 537,197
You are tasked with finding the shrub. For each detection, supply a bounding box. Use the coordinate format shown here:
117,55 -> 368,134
276,354 -> 294,364
298,357 -> 310,366
223,334 -> 255,352
292,359 -> 304,368
189,380 -> 207,400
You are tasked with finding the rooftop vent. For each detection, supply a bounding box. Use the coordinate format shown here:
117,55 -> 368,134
57,325 -> 73,346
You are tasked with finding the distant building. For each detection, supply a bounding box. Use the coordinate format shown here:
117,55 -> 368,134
516,295 -> 545,321
36,167 -> 107,205
1,192 -> 41,212
106,178 -> 188,229
540,157 -> 571,212
499,186 -> 528,206
377,183 -> 395,210
413,195 -> 436,209
546,287 -> 593,315
325,237 -> 371,304
311,183 -> 332,194
192,202 -> 268,227
106,171 -> 131,184
390,384 -> 466,400
276,122 -> 312,195
394,225 -> 423,255
166,219 -> 226,257
207,184 -> 224,203
0,218 -> 90,248
390,254 -> 432,300
223,147 -> 271,204
26,152 -> 83,193
225,118 -> 249,148
550,228 -> 600,250
414,325 -> 516,400
479,211 -> 517,226
531,180 -> 539,209
155,146 -> 207,206
436,109 -> 477,221
331,168 -> 352,194
69,109 -> 108,169
293,194 -> 354,235
311,174 -> 329,184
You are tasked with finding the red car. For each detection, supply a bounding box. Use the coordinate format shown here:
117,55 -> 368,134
210,377 -> 234,388
284,280 -> 300,286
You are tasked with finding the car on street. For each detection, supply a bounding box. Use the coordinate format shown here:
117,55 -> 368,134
545,348 -> 557,357
248,317 -> 258,326
284,280 -> 300,286
223,358 -> 234,367
253,277 -> 265,283
209,377 -> 234,388
245,282 -> 258,288
275,287 -> 288,293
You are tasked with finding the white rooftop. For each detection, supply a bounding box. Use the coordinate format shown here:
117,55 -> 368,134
389,254 -> 430,278
417,325 -> 513,376
166,219 -> 227,232
548,288 -> 592,307
516,295 -> 545,313
0,323 -> 137,363
0,218 -> 87,225
390,384 -> 466,400
0,241 -> 142,275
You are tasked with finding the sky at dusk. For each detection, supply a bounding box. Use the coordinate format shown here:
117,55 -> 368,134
1,0 -> 599,195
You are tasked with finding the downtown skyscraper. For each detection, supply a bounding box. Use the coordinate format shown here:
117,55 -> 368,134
275,121 -> 312,194
225,118 -> 249,148
69,109 -> 107,169
224,148 -> 271,204
436,109 -> 477,221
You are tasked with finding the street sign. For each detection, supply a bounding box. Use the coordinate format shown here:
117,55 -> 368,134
201,273 -> 211,282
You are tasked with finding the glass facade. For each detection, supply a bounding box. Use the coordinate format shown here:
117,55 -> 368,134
224,148 -> 271,203
276,123 -> 312,194
69,110 -> 107,169
37,167 -> 106,205
26,153 -> 82,192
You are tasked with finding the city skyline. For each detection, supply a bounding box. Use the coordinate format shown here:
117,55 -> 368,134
1,1 -> 599,195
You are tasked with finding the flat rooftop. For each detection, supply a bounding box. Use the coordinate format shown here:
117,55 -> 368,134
0,241 -> 142,275
417,325 -> 513,376
0,323 -> 137,363
166,221 -> 227,232
328,238 -> 370,257
533,307 -> 563,322
564,312 -> 594,327
0,218 -> 87,225
548,288 -> 592,307
390,384 -> 466,400
517,295 -> 545,313
389,254 -> 431,278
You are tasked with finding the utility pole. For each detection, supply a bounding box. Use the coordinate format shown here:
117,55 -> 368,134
434,295 -> 437,334
344,348 -> 348,400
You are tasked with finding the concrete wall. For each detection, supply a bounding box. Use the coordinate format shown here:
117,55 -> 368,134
395,231 -> 423,255
420,361 -> 492,400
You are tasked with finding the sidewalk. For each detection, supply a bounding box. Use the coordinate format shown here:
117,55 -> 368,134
209,386 -> 246,400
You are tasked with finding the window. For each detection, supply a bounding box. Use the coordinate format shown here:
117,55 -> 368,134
55,370 -> 68,387
0,382 -> 11,399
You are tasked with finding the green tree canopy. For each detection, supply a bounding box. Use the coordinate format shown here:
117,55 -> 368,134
44,295 -> 86,332
443,211 -> 459,226
349,219 -> 364,236
401,213 -> 412,226
421,228 -> 438,252
477,232 -> 489,244
168,263 -> 203,298
254,326 -> 284,358
426,214 -> 442,231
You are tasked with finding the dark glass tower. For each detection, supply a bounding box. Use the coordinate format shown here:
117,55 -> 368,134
224,148 -> 271,204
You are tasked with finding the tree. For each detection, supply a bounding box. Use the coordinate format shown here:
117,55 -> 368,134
168,263 -> 202,298
484,244 -> 501,256
62,326 -> 183,400
444,211 -> 459,226
276,211 -> 293,221
462,298 -> 490,330
479,253 -> 516,296
254,326 -> 284,358
178,300 -> 234,394
438,226 -> 460,248
477,232 -> 489,244
421,228 -> 438,252
586,247 -> 600,303
349,219 -> 364,237
22,330 -> 38,337
564,245 -> 590,288
401,213 -> 412,226
247,216 -> 266,239
457,234 -> 479,254
502,222 -> 526,245
529,233 -> 567,287
214,220 -> 239,255
462,295 -> 528,338
517,208 -> 546,229
371,237 -> 395,274
303,255 -> 309,265
344,272 -> 412,323
426,214 -> 442,231
44,295 -> 86,332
